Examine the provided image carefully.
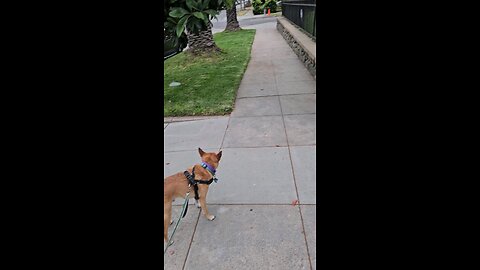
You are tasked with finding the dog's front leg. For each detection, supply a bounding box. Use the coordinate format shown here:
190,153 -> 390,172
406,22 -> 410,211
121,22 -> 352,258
199,194 -> 215,221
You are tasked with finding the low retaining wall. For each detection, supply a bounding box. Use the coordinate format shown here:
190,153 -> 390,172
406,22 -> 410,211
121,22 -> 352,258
277,17 -> 316,79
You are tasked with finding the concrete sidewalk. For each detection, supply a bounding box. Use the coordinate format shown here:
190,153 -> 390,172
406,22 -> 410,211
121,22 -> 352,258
164,20 -> 316,270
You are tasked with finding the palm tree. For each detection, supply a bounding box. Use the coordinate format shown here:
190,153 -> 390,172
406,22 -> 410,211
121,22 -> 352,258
186,21 -> 220,54
224,2 -> 241,31
165,0 -> 235,55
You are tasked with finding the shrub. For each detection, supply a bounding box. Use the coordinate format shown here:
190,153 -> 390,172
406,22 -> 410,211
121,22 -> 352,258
252,0 -> 277,15
252,0 -> 263,15
263,0 -> 277,13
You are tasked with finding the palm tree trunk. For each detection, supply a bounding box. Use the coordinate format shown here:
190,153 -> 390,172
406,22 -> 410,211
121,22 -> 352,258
186,22 -> 220,54
225,5 -> 241,31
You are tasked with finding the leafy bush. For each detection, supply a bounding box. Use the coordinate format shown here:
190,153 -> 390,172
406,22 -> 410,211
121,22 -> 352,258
263,0 -> 277,13
252,0 -> 263,15
252,0 -> 276,15
165,0 -> 234,37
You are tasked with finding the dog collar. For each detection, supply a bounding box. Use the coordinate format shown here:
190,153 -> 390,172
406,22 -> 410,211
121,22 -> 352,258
201,162 -> 216,175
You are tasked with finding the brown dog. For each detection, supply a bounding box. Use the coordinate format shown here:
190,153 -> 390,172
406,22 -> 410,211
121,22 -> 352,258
164,148 -> 222,244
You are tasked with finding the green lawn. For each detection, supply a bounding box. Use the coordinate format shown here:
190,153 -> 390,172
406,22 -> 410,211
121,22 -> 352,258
164,29 -> 256,117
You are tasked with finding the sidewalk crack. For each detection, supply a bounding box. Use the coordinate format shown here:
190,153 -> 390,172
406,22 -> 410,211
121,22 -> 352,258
181,210 -> 201,270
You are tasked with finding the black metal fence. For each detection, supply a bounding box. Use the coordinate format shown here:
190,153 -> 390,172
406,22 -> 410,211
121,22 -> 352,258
281,0 -> 316,38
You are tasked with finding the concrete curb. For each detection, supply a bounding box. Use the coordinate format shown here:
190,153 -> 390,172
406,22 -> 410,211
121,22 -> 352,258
276,17 -> 316,79
164,115 -> 230,124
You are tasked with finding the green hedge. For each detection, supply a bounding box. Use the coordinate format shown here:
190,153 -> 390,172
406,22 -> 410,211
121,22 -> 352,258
253,0 -> 277,15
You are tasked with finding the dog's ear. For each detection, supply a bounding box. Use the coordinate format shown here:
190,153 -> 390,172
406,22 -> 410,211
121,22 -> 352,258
217,151 -> 222,161
198,148 -> 206,157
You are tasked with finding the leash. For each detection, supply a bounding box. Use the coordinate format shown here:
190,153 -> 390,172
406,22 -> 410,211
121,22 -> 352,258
164,190 -> 190,255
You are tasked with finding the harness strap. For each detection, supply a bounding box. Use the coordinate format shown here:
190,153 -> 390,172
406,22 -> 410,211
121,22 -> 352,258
193,183 -> 199,201
184,166 -> 215,201
194,179 -> 214,185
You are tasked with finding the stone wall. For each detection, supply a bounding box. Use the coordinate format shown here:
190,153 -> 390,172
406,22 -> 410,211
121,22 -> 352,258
277,20 -> 316,80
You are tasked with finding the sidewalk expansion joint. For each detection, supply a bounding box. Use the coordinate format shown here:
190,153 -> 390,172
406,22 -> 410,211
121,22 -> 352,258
204,203 -> 317,206
230,112 -> 316,119
181,209 -> 201,270
163,148 -> 224,154
163,145 -> 317,154
237,93 -> 315,99
276,66 -> 314,270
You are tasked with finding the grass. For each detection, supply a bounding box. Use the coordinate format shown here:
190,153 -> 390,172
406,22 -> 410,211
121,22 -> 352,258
164,29 -> 256,117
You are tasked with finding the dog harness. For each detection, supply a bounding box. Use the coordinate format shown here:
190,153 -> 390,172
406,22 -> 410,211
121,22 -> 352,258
182,162 -> 218,218
165,162 -> 219,255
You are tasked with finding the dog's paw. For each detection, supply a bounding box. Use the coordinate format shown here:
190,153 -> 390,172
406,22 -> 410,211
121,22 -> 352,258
170,220 -> 174,225
207,215 -> 216,221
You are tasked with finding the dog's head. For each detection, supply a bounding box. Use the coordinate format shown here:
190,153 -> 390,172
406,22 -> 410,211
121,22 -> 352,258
198,148 -> 222,169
